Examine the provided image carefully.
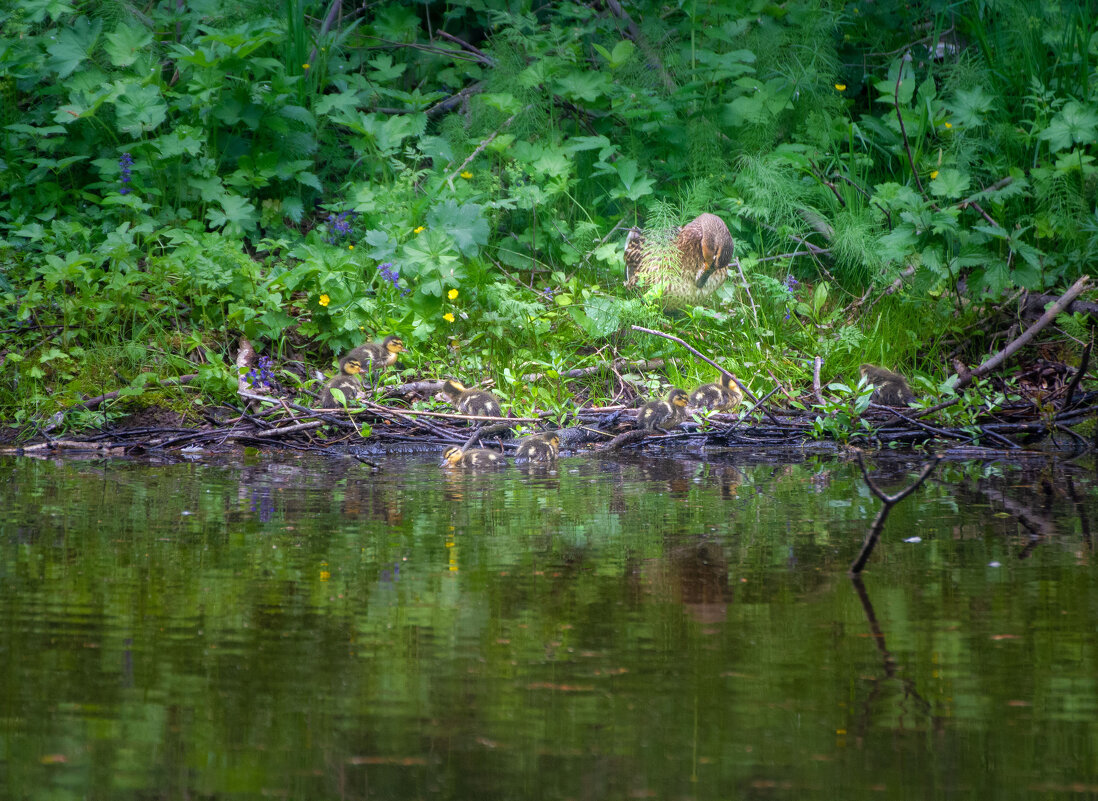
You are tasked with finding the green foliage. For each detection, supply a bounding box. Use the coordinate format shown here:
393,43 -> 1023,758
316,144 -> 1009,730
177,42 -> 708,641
1,0 -> 1095,428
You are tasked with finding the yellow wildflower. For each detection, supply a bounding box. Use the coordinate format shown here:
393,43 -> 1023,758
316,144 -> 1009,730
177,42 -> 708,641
460,171 -> 473,179
302,63 -> 310,70
944,122 -> 953,129
835,83 -> 846,92
443,312 -> 455,323
319,294 -> 330,307
320,571 -> 330,581
448,288 -> 459,300
414,225 -> 425,234
930,170 -> 939,180
348,244 -> 354,250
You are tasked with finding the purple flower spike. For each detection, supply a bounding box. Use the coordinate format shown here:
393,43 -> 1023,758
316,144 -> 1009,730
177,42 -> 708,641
119,152 -> 133,195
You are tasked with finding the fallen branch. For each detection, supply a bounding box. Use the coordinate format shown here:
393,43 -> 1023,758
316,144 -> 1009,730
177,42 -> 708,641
630,325 -> 782,426
253,420 -> 323,437
849,452 -> 942,574
812,356 -> 825,405
521,358 -> 667,383
603,429 -> 655,451
953,275 -> 1091,389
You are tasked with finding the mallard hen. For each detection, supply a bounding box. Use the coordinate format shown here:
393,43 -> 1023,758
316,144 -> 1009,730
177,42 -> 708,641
624,213 -> 735,306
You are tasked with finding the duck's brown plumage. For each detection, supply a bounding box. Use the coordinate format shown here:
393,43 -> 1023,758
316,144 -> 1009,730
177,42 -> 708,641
860,365 -> 916,407
319,373 -> 363,408
638,388 -> 689,431
439,446 -> 507,468
441,379 -> 502,417
515,432 -> 560,462
624,213 -> 735,306
339,335 -> 404,374
689,373 -> 743,412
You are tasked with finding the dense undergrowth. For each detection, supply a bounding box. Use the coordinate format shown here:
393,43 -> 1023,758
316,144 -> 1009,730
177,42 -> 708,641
1,0 -> 1095,438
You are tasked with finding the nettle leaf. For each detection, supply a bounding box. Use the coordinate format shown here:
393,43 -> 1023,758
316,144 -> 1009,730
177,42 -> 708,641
978,260 -> 1011,296
1039,100 -> 1098,152
105,23 -> 153,67
47,16 -> 103,78
113,83 -> 167,136
948,86 -> 994,127
426,200 -> 489,257
929,168 -> 970,199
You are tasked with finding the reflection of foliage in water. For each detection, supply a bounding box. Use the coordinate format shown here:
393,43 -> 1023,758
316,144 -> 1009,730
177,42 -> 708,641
1,453 -> 1097,799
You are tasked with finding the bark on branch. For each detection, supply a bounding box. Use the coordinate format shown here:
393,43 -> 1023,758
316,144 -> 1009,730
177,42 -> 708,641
953,275 -> 1090,389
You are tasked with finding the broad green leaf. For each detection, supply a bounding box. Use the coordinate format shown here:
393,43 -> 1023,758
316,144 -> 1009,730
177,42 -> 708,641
105,23 -> 153,67
47,16 -> 102,78
929,168 -> 970,198
426,200 -> 489,257
113,83 -> 167,136
948,86 -> 993,127
553,70 -> 610,103
1039,100 -> 1098,152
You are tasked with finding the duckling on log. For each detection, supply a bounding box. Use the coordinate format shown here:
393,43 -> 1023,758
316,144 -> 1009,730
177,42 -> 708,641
689,372 -> 743,412
637,388 -> 689,432
859,364 -> 916,407
440,379 -> 503,417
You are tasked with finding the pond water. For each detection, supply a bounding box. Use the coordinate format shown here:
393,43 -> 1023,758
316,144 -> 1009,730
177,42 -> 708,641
1,450 -> 1096,800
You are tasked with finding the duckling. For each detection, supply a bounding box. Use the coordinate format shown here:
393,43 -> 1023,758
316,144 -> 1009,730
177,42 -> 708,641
440,379 -> 503,417
859,364 -> 916,407
339,335 -> 405,374
689,372 -> 743,412
515,432 -> 561,462
439,446 -> 507,468
637,388 -> 689,431
318,363 -> 364,408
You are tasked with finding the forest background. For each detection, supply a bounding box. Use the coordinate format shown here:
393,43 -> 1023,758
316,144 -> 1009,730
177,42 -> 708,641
1,0 -> 1095,438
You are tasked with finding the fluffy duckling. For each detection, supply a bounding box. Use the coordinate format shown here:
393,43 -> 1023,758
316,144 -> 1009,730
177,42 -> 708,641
339,335 -> 405,374
319,366 -> 364,408
515,432 -> 560,462
860,364 -> 916,407
637,388 -> 689,431
689,372 -> 743,412
439,446 -> 507,468
440,379 -> 503,417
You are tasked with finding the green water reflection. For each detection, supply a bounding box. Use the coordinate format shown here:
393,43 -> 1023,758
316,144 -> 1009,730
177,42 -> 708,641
1,452 -> 1096,800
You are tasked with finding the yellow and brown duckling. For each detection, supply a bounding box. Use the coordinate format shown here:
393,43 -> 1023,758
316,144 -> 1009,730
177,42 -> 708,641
638,388 -> 690,431
440,379 -> 503,417
689,372 -> 743,412
859,364 -> 916,407
319,375 -> 363,409
439,446 -> 507,468
319,363 -> 365,408
339,335 -> 405,375
515,431 -> 561,462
